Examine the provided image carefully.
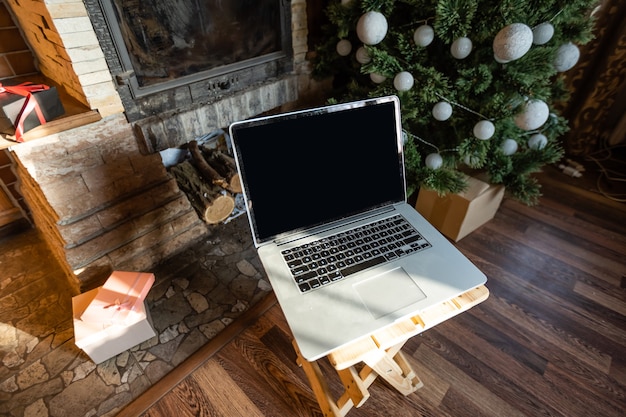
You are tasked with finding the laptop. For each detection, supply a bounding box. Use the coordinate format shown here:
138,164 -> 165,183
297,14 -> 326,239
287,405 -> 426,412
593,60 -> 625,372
229,95 -> 486,361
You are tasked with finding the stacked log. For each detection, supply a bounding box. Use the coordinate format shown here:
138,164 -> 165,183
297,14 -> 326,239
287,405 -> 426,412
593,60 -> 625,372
169,140 -> 242,224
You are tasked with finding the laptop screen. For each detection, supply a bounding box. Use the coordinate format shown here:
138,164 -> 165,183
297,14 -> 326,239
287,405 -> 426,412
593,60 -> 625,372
230,96 -> 406,245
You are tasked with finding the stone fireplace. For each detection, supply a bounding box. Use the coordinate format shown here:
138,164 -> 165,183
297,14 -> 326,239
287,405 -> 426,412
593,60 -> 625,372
2,0 -> 327,292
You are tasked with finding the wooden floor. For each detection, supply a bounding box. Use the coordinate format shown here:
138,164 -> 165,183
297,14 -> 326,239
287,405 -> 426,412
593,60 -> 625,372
123,167 -> 626,417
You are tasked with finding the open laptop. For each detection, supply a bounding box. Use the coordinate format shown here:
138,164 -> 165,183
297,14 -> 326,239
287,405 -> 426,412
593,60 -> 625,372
229,95 -> 486,361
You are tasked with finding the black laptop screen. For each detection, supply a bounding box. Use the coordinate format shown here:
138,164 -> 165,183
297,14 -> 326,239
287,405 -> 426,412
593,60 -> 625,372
230,97 -> 406,244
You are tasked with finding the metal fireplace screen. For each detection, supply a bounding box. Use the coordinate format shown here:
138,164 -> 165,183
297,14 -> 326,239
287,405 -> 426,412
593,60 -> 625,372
101,0 -> 287,98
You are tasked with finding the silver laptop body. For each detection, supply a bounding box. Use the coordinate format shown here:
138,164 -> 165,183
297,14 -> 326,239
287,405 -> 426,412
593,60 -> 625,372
229,95 -> 487,361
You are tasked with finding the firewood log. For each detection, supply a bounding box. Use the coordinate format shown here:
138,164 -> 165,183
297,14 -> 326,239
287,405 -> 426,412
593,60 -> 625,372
170,161 -> 235,224
200,146 -> 243,194
188,140 -> 230,190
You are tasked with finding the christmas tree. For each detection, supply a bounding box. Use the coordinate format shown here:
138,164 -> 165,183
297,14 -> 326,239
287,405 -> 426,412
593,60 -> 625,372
313,0 -> 598,205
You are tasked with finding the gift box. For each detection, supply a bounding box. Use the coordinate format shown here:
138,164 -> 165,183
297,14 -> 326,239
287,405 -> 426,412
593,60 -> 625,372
0,83 -> 65,142
73,287 -> 157,364
415,175 -> 505,242
79,271 -> 155,326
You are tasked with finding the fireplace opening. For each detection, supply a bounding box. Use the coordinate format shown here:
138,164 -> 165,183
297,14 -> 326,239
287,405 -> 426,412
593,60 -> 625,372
85,0 -> 293,121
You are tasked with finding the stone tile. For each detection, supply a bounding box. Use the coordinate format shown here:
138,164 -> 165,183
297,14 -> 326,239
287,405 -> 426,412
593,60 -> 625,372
0,215 -> 271,417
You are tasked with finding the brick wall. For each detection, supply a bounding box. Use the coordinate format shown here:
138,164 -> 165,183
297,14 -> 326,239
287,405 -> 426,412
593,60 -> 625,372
4,0 -> 124,117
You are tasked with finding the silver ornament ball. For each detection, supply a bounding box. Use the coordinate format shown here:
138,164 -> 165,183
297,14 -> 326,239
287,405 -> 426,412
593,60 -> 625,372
493,23 -> 533,63
393,71 -> 414,91
473,120 -> 495,140
336,39 -> 352,56
356,11 -> 388,46
532,22 -> 554,45
414,25 -> 434,47
528,133 -> 548,150
432,101 -> 453,121
355,46 -> 371,64
501,138 -> 519,155
425,153 -> 443,169
554,42 -> 580,72
451,37 -> 473,59
514,99 -> 549,131
370,72 -> 386,84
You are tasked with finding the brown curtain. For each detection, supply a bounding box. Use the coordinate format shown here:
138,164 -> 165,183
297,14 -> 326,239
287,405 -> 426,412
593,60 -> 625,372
560,0 -> 626,156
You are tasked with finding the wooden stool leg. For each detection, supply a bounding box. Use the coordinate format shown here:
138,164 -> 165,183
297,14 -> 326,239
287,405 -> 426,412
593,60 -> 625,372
362,341 -> 423,396
293,340 -> 352,417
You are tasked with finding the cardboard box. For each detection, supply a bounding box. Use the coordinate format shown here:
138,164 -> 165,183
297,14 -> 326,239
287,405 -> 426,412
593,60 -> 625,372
73,287 -> 157,364
79,271 -> 155,326
415,176 -> 504,241
0,84 -> 65,140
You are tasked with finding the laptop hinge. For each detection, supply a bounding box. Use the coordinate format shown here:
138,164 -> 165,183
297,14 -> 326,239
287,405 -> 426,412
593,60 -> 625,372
274,205 -> 397,246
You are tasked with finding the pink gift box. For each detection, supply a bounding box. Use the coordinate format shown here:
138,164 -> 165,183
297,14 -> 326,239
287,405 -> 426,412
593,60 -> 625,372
79,271 -> 155,326
73,287 -> 157,364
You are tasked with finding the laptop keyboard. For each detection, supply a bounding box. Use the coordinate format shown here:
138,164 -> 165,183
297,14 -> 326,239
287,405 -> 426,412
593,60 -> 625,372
281,214 -> 431,293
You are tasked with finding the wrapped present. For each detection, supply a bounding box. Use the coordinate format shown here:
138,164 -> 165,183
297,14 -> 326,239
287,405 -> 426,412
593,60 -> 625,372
79,271 -> 155,326
415,175 -> 505,242
0,82 -> 65,142
73,287 -> 157,364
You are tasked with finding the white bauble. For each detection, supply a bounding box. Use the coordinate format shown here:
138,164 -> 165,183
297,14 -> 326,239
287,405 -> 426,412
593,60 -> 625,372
532,22 -> 554,45
414,25 -> 434,47
554,42 -> 580,72
393,71 -> 414,91
370,72 -> 386,84
473,120 -> 495,140
425,153 -> 443,169
355,46 -> 371,64
514,99 -> 549,130
463,154 -> 480,167
528,133 -> 548,150
356,11 -> 388,46
432,101 -> 453,121
501,138 -> 519,155
493,23 -> 533,63
336,39 -> 352,56
451,37 -> 473,59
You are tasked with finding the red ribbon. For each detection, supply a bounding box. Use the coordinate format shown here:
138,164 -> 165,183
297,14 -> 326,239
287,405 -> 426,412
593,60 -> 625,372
0,82 -> 50,142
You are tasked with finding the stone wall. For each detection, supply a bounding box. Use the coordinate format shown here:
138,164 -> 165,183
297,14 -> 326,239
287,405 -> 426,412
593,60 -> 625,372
10,114 -> 208,291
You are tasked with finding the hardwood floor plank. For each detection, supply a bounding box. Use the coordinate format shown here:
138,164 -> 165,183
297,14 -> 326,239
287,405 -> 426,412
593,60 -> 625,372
191,359 -> 266,417
134,169 -> 626,417
411,343 -> 528,417
573,280 -> 626,316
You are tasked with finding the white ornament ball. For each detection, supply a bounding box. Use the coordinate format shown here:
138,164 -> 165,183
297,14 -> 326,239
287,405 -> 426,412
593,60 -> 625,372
432,101 -> 453,121
451,37 -> 473,59
356,11 -> 388,46
463,154 -> 480,167
414,25 -> 435,47
554,42 -> 580,72
393,71 -> 414,91
514,99 -> 549,131
473,120 -> 495,140
425,153 -> 443,170
493,23 -> 533,63
355,46 -> 371,64
532,22 -> 554,45
370,72 -> 386,84
336,39 -> 352,56
528,133 -> 548,150
501,138 -> 519,155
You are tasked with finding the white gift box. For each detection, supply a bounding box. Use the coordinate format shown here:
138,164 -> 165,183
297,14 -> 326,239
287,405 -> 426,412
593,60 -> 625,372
72,287 -> 157,364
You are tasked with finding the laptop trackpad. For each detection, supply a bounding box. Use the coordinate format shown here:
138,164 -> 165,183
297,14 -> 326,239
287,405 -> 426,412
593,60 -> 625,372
354,267 -> 426,320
